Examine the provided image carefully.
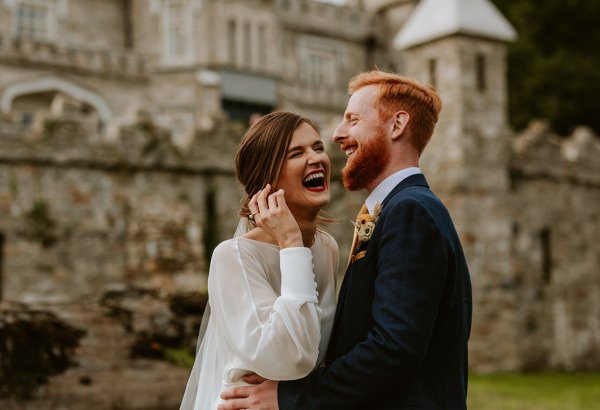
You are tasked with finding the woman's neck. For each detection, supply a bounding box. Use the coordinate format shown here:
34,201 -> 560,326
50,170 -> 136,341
291,206 -> 319,247
297,218 -> 318,247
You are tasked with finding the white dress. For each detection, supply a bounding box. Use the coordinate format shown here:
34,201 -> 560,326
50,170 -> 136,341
180,230 -> 339,410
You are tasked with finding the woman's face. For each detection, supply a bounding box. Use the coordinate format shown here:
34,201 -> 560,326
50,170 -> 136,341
275,122 -> 331,215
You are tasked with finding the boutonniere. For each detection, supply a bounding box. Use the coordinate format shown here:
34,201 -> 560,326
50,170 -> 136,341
353,203 -> 382,243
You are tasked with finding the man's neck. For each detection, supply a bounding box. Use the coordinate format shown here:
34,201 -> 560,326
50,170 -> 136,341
365,160 -> 419,193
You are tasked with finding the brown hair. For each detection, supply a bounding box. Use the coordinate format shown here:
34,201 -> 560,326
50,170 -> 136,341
348,71 -> 442,153
236,111 -> 318,219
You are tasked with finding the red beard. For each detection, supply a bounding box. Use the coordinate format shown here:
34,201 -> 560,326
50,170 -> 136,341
342,126 -> 390,191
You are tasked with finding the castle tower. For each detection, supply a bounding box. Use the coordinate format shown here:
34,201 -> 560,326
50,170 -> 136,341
394,0 -> 519,371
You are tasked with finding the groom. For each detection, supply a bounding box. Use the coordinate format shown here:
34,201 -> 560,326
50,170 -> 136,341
219,71 -> 472,409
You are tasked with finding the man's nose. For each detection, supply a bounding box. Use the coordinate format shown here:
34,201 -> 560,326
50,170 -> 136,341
332,123 -> 346,144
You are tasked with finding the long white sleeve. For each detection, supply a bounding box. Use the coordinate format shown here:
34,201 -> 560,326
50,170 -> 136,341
208,239 -> 322,381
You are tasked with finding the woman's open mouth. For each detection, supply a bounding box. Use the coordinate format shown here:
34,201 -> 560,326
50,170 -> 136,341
303,171 -> 326,192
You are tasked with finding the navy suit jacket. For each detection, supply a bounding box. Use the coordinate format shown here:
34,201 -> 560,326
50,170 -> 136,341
279,174 -> 472,409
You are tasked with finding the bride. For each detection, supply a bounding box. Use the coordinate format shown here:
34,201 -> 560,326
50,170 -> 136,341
180,111 -> 340,410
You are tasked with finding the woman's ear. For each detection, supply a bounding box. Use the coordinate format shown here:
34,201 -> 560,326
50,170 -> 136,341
391,111 -> 410,141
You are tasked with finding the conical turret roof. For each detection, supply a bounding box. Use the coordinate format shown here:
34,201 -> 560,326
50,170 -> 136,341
394,0 -> 517,49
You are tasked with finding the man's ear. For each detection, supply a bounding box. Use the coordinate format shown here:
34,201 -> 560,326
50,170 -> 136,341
390,111 -> 410,141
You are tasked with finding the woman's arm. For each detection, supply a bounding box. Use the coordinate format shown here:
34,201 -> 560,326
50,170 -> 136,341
209,241 -> 322,381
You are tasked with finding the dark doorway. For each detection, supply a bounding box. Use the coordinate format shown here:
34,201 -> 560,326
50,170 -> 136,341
0,232 -> 4,301
222,99 -> 272,125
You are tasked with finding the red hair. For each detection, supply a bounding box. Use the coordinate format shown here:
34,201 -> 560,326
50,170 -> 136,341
348,71 -> 442,153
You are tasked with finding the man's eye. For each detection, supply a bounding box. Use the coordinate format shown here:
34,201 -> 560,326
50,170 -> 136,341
315,145 -> 324,152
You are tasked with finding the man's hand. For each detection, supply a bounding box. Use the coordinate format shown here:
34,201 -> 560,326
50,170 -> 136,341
218,379 -> 279,410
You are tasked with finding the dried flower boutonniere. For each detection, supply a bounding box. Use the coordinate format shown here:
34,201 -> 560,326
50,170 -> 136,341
353,203 -> 382,243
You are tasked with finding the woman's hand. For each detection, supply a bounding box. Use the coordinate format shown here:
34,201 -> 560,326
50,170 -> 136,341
249,184 -> 303,249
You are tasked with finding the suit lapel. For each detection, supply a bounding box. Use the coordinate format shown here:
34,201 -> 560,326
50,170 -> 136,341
381,173 -> 429,208
326,173 -> 431,361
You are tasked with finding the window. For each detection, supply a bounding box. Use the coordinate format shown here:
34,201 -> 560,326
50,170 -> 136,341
0,232 -> 5,301
476,53 -> 486,92
15,2 -> 49,39
244,22 -> 252,67
539,228 -> 552,285
428,59 -> 437,89
298,36 -> 343,88
168,2 -> 187,59
228,19 -> 237,65
257,24 -> 267,68
308,53 -> 330,86
303,50 -> 335,87
163,0 -> 192,65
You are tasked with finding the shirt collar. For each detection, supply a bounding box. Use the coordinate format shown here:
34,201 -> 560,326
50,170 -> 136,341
365,167 -> 421,214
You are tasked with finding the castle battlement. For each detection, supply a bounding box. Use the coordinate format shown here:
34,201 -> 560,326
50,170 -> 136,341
277,0 -> 372,41
0,116 -> 240,175
0,34 -> 148,81
511,121 -> 600,187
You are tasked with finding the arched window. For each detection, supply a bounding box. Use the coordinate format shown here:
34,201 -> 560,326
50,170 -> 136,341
0,76 -> 112,128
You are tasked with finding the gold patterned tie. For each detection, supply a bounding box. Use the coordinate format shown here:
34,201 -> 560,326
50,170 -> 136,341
347,203 -> 368,266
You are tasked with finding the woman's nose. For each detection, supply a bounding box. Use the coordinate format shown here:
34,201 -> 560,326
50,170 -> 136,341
307,150 -> 321,164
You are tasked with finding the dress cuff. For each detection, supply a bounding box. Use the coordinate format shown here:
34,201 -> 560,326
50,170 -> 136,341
279,247 -> 317,302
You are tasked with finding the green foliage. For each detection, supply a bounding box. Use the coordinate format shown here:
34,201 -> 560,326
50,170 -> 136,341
8,174 -> 18,197
22,199 -> 58,247
468,373 -> 600,409
43,119 -> 62,134
163,347 -> 195,369
494,0 -> 600,136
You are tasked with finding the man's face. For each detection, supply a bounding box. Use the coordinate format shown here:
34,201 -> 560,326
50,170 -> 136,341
332,85 -> 390,191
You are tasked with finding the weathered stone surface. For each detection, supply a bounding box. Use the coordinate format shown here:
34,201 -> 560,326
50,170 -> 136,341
508,123 -> 600,371
100,286 -> 208,358
0,1 -> 598,404
0,302 -> 85,399
0,301 -> 193,410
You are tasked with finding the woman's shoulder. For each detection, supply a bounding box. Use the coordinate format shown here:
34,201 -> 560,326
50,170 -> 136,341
315,230 -> 339,253
212,237 -> 277,262
211,238 -> 238,257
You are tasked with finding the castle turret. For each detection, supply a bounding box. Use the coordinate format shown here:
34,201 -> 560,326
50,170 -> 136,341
394,0 -> 519,371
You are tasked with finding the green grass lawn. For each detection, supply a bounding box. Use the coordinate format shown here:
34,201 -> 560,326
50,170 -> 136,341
468,373 -> 600,410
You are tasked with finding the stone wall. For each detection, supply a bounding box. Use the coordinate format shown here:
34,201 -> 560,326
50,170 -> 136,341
0,301 -> 85,400
0,115 -> 244,303
508,122 -> 600,370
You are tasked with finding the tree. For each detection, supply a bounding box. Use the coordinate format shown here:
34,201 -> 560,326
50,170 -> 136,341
494,0 -> 600,136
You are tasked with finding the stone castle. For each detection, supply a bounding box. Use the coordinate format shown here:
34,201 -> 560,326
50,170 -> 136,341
1,0 -> 598,391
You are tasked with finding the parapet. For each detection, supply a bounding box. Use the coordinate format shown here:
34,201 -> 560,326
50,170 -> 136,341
511,120 -> 600,187
0,34 -> 148,81
0,114 -> 242,175
276,0 -> 373,41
